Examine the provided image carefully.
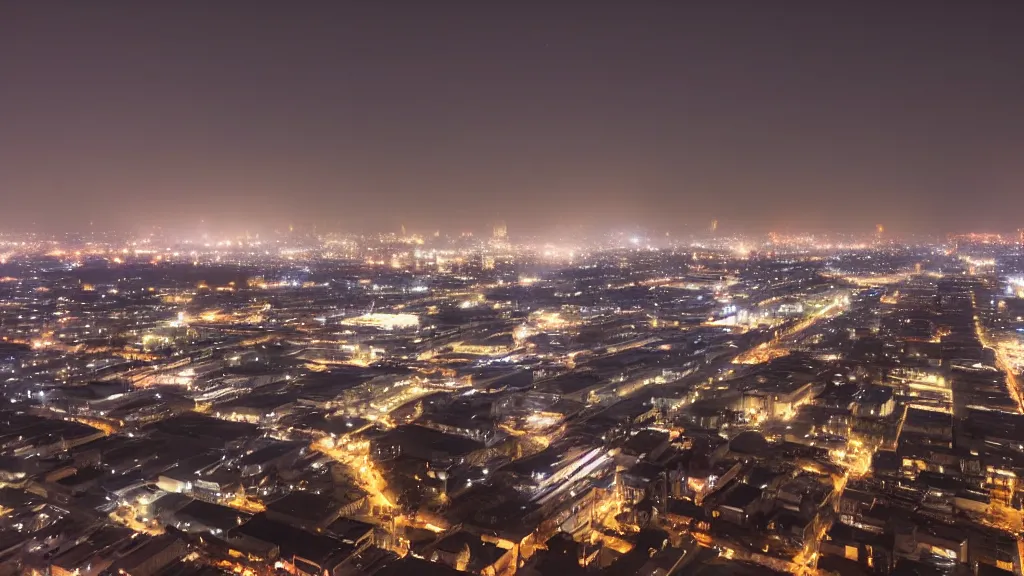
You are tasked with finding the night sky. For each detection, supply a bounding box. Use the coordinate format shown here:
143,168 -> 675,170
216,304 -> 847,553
3,2 -> 1024,237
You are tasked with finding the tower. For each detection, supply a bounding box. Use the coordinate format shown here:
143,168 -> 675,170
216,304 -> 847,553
493,221 -> 508,240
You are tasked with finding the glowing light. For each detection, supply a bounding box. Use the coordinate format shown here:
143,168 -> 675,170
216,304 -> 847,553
341,313 -> 419,330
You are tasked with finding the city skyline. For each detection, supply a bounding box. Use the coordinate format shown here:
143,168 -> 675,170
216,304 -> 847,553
2,223 -> 1022,248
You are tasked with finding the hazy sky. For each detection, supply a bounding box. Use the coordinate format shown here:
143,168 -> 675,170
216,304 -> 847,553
2,2 -> 1024,236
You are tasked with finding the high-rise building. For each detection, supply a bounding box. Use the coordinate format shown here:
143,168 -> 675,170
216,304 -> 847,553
493,221 -> 508,240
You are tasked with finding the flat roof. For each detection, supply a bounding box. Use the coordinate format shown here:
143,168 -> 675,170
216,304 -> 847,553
233,513 -> 353,565
176,499 -> 252,532
266,490 -> 350,524
376,556 -> 471,576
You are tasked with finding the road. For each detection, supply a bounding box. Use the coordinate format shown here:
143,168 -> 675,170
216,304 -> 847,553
974,317 -> 1024,413
734,293 -> 850,365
